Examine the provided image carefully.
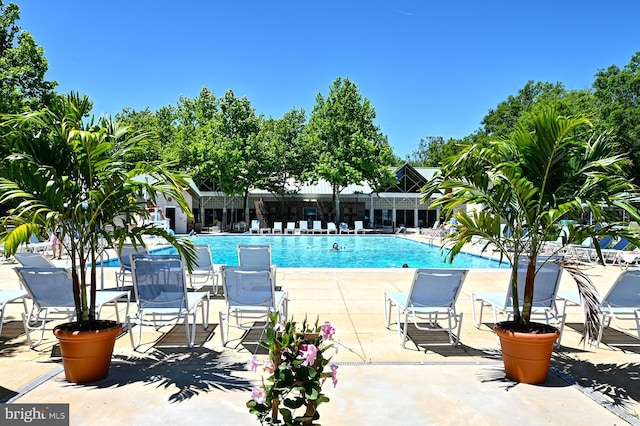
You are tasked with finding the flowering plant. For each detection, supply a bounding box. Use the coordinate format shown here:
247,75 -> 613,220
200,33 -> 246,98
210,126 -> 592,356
247,312 -> 338,425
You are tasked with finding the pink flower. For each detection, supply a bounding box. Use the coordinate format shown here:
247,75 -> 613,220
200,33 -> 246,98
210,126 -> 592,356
299,343 -> 318,366
248,355 -> 260,373
263,360 -> 275,374
321,322 -> 335,341
251,386 -> 267,404
330,363 -> 339,387
273,320 -> 286,332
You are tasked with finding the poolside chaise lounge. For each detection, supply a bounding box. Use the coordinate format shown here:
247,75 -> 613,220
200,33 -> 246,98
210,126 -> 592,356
471,259 -> 567,345
14,252 -> 56,268
384,268 -> 468,347
312,220 -> 324,234
354,220 -> 365,234
601,238 -> 631,264
15,267 -> 130,347
285,222 -> 296,234
218,265 -> 288,346
558,269 -> 640,347
272,222 -> 283,234
24,235 -> 51,255
128,255 -> 209,349
237,244 -> 277,287
327,222 -> 338,234
339,222 -> 354,234
115,243 -> 148,289
299,221 -> 309,234
0,289 -> 28,335
596,269 -> 640,346
186,244 -> 219,294
249,220 -> 261,234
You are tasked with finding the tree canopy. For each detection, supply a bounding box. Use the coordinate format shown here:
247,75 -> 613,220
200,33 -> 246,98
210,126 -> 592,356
304,77 -> 396,222
593,52 -> 640,182
0,1 -> 56,114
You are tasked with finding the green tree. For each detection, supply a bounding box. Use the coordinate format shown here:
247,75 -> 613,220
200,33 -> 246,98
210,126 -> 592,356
206,89 -> 263,225
481,80 -> 597,139
423,108 -> 640,335
115,107 -> 164,163
405,136 -> 461,167
305,77 -> 396,222
0,1 -> 56,114
170,87 -> 218,187
0,92 -> 196,325
593,51 -> 640,181
260,108 -> 312,219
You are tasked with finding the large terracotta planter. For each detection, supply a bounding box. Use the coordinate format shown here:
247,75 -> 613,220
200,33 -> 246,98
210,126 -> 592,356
53,320 -> 122,383
493,321 -> 559,384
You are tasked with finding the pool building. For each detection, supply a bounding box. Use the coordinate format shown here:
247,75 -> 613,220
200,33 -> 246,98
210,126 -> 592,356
187,163 -> 444,234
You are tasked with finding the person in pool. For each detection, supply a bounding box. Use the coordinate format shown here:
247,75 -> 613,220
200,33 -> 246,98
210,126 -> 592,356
332,242 -> 339,250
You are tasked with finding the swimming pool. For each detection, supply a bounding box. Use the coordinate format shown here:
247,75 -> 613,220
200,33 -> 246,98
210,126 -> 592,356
105,235 -> 505,269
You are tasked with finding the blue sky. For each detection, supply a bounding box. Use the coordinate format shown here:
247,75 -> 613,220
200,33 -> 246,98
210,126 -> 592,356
14,0 -> 640,158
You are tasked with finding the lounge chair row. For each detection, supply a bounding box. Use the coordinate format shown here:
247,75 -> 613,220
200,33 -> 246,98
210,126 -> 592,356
3,246 -> 280,350
385,261 -> 640,349
4,251 -> 638,351
249,220 -> 366,235
561,237 -> 640,267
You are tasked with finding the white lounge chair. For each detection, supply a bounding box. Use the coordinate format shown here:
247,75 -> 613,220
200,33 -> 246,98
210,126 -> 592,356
249,220 -> 261,234
339,222 -> 354,234
115,244 -> 148,289
237,244 -> 276,287
471,259 -> 567,344
601,238 -> 631,264
312,220 -> 323,234
15,267 -> 129,347
596,269 -> 640,347
218,266 -> 288,346
384,268 -> 468,347
186,244 -> 219,294
354,220 -> 365,235
272,222 -> 283,234
326,222 -> 338,234
13,252 -> 55,268
299,221 -> 309,234
128,255 -> 209,349
25,235 -> 51,255
0,289 -> 28,335
285,222 -> 296,234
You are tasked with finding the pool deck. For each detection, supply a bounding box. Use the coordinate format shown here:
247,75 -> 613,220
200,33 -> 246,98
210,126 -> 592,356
1,234 -> 639,425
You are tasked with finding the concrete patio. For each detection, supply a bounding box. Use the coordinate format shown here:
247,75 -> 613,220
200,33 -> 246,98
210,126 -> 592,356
0,240 -> 639,425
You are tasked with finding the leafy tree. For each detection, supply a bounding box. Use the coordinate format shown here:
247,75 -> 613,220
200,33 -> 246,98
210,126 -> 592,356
481,80 -> 597,139
304,77 -> 396,222
0,1 -> 56,114
169,87 -> 218,186
593,51 -> 640,181
260,108 -> 312,219
405,136 -> 461,167
205,89 -> 263,225
0,92 -> 196,325
115,107 -> 164,163
423,108 -> 640,335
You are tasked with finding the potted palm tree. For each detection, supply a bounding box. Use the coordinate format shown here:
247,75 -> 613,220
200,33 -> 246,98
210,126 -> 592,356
423,108 -> 640,383
0,92 -> 197,383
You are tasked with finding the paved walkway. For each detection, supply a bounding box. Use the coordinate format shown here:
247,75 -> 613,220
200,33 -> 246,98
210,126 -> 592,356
1,237 -> 639,425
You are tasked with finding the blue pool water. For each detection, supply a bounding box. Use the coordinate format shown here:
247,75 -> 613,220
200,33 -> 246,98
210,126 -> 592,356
104,235 -> 505,269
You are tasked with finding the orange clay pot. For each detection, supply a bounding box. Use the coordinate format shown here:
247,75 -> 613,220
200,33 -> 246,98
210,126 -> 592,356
53,320 -> 122,383
493,321 -> 559,384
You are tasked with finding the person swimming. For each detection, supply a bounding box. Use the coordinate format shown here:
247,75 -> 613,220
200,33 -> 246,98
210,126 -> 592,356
332,242 -> 339,250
